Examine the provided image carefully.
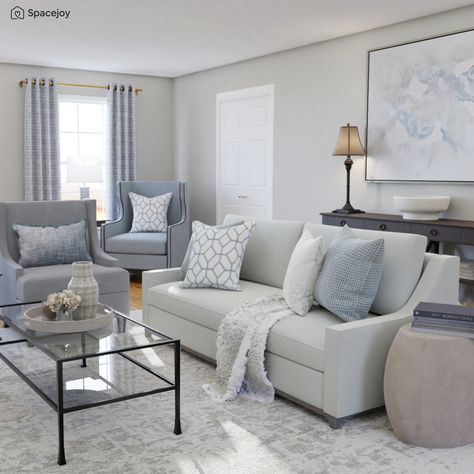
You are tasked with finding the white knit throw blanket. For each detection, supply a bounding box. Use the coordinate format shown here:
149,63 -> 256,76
203,294 -> 293,403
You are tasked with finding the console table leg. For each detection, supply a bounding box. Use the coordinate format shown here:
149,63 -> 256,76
174,341 -> 182,435
57,362 -> 66,465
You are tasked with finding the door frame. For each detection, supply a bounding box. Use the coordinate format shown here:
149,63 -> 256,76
216,83 -> 275,223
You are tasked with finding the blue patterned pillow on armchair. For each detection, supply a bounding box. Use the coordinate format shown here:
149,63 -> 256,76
14,220 -> 91,268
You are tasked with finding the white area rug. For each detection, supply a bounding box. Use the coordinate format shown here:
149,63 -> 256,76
0,310 -> 473,473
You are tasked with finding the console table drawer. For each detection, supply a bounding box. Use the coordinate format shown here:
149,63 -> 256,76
460,229 -> 474,245
323,215 -> 365,229
365,220 -> 405,233
406,223 -> 460,243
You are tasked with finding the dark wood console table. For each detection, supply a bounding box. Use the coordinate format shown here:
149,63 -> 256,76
321,212 -> 474,256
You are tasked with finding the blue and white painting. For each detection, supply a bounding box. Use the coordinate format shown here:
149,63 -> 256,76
366,29 -> 474,181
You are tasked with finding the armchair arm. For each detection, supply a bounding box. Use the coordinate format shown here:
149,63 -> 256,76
142,268 -> 181,325
91,247 -> 120,267
167,182 -> 190,268
167,219 -> 190,268
101,217 -> 130,250
323,253 -> 459,419
0,248 -> 23,305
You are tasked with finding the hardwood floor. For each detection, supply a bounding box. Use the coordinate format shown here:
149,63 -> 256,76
130,273 -> 142,311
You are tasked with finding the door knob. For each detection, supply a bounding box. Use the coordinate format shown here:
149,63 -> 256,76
237,194 -> 248,199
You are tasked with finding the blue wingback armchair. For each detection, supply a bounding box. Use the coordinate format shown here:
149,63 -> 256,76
0,199 -> 130,314
101,181 -> 190,270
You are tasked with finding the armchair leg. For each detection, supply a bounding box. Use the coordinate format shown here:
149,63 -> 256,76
326,415 -> 343,429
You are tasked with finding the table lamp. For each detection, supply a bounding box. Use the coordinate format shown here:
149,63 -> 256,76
67,156 -> 103,199
332,123 -> 366,214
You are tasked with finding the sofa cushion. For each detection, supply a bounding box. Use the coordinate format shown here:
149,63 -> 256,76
106,232 -> 167,255
149,280 -> 279,331
16,264 -> 130,302
268,307 -> 342,372
148,280 -> 344,372
305,223 -> 427,315
223,215 -> 304,289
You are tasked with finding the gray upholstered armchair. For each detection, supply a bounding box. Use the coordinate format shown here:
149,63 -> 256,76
101,181 -> 190,270
0,200 -> 130,314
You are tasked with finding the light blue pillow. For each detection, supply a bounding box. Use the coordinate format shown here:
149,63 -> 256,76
314,225 -> 384,322
14,220 -> 91,268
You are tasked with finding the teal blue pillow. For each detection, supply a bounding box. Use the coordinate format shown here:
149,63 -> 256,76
14,220 -> 91,268
314,225 -> 384,322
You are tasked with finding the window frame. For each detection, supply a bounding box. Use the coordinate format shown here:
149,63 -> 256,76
58,93 -> 108,218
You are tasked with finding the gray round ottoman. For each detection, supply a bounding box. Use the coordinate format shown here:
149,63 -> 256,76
384,323 -> 474,448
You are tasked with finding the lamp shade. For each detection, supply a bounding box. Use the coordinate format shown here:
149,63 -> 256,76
67,156 -> 103,183
332,123 -> 366,156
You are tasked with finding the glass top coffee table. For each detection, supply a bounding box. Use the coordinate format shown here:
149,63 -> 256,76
0,303 -> 181,466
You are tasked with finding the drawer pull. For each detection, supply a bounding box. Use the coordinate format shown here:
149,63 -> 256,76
430,229 -> 438,237
340,220 -> 346,226
379,224 -> 386,231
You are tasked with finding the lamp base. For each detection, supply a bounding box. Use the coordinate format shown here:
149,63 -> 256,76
79,186 -> 90,200
332,202 -> 364,214
332,208 -> 365,214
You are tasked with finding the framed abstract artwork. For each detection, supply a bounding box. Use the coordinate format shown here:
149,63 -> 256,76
366,29 -> 474,182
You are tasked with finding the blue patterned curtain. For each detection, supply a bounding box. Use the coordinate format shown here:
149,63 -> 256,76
105,84 -> 137,220
24,78 -> 61,201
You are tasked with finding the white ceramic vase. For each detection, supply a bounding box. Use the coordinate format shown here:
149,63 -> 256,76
68,261 -> 99,320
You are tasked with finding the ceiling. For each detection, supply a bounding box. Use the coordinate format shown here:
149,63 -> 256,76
1,0 -> 473,78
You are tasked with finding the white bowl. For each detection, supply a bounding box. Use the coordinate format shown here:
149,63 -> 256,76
393,196 -> 450,220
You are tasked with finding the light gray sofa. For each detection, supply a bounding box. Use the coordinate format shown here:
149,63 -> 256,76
142,215 -> 460,427
101,181 -> 190,270
0,200 -> 130,314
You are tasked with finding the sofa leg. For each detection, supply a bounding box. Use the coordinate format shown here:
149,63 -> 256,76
326,415 -> 343,429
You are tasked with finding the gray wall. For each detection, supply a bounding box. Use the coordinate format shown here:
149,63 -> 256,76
174,6 -> 474,227
0,63 -> 174,201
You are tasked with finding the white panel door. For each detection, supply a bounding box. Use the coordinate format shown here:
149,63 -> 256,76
216,84 -> 274,223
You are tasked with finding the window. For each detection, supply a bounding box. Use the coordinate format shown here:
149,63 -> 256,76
59,95 -> 107,219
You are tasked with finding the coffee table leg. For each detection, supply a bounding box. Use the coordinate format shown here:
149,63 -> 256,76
174,341 -> 182,435
57,361 -> 66,465
81,334 -> 87,368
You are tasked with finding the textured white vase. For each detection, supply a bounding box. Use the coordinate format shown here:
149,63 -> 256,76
68,261 -> 99,320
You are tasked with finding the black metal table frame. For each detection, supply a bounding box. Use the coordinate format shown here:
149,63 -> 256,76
0,308 -> 181,466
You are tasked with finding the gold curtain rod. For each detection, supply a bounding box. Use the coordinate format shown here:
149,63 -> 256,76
18,79 -> 143,94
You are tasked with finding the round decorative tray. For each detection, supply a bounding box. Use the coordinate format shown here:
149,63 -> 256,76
24,304 -> 114,334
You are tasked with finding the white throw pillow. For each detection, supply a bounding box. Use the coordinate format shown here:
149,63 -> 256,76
181,220 -> 255,291
283,229 -> 324,316
129,192 -> 172,233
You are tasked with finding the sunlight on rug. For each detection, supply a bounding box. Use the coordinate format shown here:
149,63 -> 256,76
0,309 -> 473,473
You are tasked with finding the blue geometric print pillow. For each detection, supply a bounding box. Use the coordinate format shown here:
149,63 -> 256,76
14,220 -> 91,268
314,225 -> 384,322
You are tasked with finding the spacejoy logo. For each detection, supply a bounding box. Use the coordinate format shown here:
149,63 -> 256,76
10,5 -> 71,20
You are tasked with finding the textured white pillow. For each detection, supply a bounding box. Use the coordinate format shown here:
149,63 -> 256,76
283,230 -> 324,316
181,220 -> 255,291
129,192 -> 172,233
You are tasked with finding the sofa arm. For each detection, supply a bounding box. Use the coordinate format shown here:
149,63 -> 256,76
142,268 -> 182,325
323,253 -> 460,420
